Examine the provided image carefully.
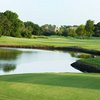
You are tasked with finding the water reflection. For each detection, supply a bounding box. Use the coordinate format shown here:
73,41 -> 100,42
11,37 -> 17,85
0,64 -> 16,72
0,49 -> 22,60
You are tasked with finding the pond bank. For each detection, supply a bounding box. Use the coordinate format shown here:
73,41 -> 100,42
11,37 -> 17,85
71,60 -> 100,73
0,45 -> 100,55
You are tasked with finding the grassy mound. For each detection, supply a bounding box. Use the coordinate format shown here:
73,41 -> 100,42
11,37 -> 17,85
71,57 -> 100,73
81,57 -> 100,68
0,73 -> 100,100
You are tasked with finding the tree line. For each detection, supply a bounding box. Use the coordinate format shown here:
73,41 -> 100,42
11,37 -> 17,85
0,10 -> 100,38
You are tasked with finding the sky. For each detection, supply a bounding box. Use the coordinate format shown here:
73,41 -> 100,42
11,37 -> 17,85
0,0 -> 100,26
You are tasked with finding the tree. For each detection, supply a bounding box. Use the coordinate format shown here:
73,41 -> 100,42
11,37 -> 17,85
41,24 -> 57,36
0,13 -> 12,36
21,21 -> 34,38
3,10 -> 24,37
21,28 -> 32,38
32,24 -> 42,35
94,22 -> 100,37
67,27 -> 77,37
23,21 -> 42,36
59,26 -> 69,36
76,25 -> 86,38
0,11 -> 42,38
85,20 -> 94,37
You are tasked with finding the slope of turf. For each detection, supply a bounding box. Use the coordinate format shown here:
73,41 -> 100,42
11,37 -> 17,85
0,73 -> 100,100
80,57 -> 100,68
0,36 -> 100,50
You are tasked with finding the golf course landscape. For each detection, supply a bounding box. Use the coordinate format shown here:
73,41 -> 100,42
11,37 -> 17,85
0,36 -> 100,100
0,1 -> 100,99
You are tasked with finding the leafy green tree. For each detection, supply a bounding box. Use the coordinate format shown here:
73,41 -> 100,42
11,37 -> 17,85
67,27 -> 77,37
32,24 -> 42,35
59,26 -> 69,36
94,22 -> 100,37
24,22 -> 33,32
76,25 -> 86,38
21,28 -> 32,38
23,21 -> 42,36
0,10 -> 98,38
21,21 -> 33,38
41,24 -> 57,36
0,13 -> 11,36
85,20 -> 94,37
3,10 -> 24,37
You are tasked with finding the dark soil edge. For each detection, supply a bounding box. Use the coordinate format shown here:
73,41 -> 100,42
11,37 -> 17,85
71,61 -> 100,73
0,45 -> 100,55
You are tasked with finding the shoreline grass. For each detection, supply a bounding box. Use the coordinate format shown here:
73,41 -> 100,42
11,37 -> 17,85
80,57 -> 100,68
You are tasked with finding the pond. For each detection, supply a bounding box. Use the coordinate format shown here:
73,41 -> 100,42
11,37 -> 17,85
0,47 -> 93,75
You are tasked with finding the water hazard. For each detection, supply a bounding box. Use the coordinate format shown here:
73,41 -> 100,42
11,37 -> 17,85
0,47 -> 88,75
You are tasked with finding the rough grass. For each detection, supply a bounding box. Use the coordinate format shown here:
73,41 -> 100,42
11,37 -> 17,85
80,57 -> 100,68
0,73 -> 100,100
0,36 -> 100,50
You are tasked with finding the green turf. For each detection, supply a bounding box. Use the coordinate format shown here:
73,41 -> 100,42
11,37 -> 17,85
0,36 -> 100,100
0,73 -> 100,100
80,57 -> 100,68
0,36 -> 100,50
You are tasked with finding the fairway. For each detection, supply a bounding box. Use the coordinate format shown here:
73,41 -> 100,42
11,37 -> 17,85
0,73 -> 100,100
0,36 -> 100,100
0,36 -> 100,50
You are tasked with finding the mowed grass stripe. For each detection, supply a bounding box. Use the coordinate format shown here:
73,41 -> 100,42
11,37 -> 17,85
0,73 -> 100,100
0,36 -> 100,50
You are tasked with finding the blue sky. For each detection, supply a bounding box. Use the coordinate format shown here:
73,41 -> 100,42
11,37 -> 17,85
0,0 -> 100,26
